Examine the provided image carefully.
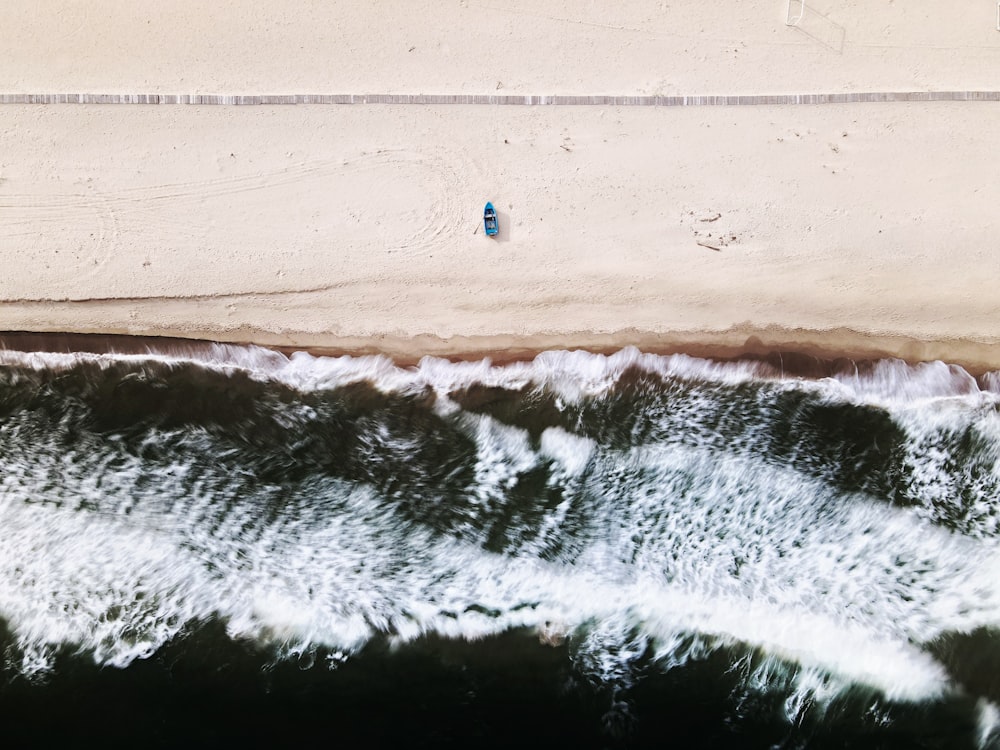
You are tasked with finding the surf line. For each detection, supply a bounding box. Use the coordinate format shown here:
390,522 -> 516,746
1,92 -> 1000,106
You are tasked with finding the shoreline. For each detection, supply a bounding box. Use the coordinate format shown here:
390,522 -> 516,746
2,328 -> 998,380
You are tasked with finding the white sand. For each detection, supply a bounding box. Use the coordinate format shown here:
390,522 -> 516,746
5,1 -> 1000,94
2,1 -> 1000,367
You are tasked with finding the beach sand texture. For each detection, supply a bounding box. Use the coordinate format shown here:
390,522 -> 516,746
2,0 -> 1000,366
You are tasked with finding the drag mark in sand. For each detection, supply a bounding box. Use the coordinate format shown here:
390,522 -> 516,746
0,148 -> 466,302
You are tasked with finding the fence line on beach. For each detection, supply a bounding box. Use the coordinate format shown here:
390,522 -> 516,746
1,91 -> 999,106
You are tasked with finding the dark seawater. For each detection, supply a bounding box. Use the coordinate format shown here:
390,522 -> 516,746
1,343 -> 1000,748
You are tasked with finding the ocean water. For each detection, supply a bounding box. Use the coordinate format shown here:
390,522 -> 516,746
1,342 -> 999,748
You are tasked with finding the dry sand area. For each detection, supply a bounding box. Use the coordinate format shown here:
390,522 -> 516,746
2,0 -> 1000,367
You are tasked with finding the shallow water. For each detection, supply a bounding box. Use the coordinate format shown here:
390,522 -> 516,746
1,344 -> 999,747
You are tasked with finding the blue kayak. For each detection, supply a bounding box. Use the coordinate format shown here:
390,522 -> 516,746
484,202 -> 498,236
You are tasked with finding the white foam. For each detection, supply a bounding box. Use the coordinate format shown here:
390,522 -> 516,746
0,344 -> 773,401
982,372 -> 1000,395
978,700 -> 1000,750
9,428 -> 988,702
890,397 -> 1000,538
539,427 -> 595,477
824,358 -> 994,408
4,343 -> 1000,415
4,344 -> 1000,712
641,591 -> 950,702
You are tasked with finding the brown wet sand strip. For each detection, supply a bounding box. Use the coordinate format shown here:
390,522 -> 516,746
2,92 -> 1000,106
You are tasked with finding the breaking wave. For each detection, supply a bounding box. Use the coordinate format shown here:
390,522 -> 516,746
1,343 -> 999,747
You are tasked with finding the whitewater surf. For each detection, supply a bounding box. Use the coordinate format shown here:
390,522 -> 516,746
0,343 -> 998,748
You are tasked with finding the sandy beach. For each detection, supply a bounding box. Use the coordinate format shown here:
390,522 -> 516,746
2,0 -> 1000,367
